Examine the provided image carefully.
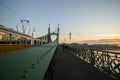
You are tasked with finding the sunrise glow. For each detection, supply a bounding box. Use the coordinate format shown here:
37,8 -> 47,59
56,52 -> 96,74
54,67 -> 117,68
59,34 -> 120,45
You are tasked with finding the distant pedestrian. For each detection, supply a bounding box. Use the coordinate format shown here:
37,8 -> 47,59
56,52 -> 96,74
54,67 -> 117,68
62,43 -> 66,51
65,45 -> 69,50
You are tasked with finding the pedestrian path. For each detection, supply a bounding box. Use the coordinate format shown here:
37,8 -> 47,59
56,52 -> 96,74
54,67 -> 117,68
54,47 -> 115,80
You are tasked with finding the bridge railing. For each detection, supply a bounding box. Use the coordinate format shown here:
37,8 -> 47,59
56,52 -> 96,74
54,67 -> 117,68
67,46 -> 120,79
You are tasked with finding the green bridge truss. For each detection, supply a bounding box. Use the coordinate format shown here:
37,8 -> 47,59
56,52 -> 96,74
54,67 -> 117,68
0,27 -> 59,80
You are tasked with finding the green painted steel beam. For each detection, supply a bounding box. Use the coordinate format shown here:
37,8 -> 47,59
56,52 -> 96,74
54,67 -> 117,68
0,40 -> 58,80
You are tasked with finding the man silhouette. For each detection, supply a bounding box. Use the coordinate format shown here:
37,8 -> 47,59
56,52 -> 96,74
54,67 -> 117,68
62,43 -> 66,51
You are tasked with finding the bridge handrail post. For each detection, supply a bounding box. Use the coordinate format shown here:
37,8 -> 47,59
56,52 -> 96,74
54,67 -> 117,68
89,49 -> 95,65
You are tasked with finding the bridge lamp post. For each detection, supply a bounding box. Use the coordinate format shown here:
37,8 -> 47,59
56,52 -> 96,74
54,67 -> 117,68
69,32 -> 71,39
31,27 -> 35,45
20,19 -> 29,34
57,24 -> 60,43
69,32 -> 71,44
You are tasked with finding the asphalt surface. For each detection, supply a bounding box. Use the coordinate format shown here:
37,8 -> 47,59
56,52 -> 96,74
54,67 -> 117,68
54,47 -> 115,80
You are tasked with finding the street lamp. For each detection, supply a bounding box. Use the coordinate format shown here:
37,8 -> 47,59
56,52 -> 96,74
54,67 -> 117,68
69,32 -> 71,40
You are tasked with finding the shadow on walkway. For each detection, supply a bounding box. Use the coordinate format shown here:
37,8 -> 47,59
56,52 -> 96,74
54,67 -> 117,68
54,47 -> 114,80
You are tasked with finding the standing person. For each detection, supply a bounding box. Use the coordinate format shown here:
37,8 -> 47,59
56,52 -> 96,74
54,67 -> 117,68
62,43 -> 66,51
65,45 -> 69,50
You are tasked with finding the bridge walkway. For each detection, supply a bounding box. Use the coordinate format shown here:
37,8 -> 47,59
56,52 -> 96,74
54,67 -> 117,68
54,47 -> 114,80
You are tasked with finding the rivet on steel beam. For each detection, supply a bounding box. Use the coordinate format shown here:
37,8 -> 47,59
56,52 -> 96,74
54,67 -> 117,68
24,69 -> 28,73
43,54 -> 45,57
41,57 -> 43,60
32,64 -> 35,66
31,66 -> 35,69
37,59 -> 40,63
22,74 -> 28,79
31,64 -> 35,69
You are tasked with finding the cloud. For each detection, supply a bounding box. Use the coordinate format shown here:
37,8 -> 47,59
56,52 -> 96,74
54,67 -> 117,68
59,33 -> 120,45
81,39 -> 120,45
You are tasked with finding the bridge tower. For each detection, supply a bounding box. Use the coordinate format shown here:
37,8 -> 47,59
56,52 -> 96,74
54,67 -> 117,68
69,32 -> 71,40
16,19 -> 31,35
48,24 -> 51,43
57,24 -> 60,43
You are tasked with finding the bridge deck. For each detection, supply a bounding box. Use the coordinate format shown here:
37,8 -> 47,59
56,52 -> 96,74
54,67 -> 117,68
54,47 -> 114,80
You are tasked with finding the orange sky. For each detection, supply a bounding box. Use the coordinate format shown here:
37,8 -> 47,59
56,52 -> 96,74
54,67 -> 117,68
59,34 -> 120,45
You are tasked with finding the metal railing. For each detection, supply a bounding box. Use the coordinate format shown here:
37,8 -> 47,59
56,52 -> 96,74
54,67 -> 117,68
67,46 -> 120,79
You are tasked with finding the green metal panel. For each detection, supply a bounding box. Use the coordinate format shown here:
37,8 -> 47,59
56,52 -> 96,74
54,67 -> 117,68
0,40 -> 58,80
